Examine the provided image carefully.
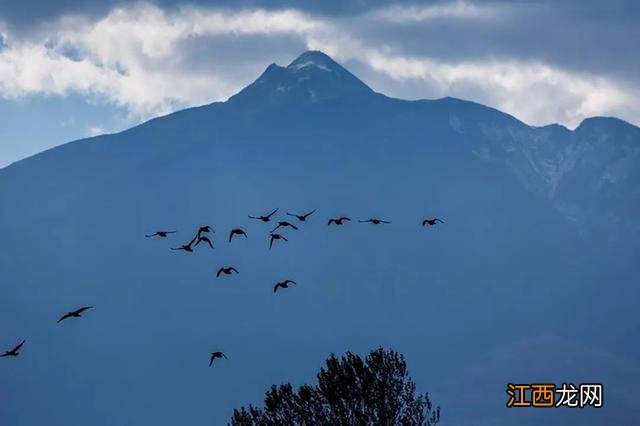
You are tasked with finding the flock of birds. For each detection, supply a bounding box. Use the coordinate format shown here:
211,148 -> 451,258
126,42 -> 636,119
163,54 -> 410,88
2,208 -> 444,367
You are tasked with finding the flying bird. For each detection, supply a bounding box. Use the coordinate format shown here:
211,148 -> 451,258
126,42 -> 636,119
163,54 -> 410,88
422,218 -> 444,227
145,231 -> 176,238
58,306 -> 93,323
269,233 -> 288,249
274,279 -> 297,293
195,235 -> 214,249
1,340 -> 25,358
249,208 -> 278,222
209,351 -> 227,366
229,228 -> 248,242
286,209 -> 316,222
359,218 -> 391,225
216,266 -> 239,277
328,217 -> 351,226
171,235 -> 198,252
271,221 -> 299,232
197,226 -> 214,236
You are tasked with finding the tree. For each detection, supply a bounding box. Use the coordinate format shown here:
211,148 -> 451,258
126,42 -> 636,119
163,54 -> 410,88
230,347 -> 440,425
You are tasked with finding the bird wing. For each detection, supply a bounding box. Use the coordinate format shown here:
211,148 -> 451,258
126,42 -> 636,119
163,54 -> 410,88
271,224 -> 281,233
230,267 -> 238,274
228,231 -> 234,242
198,237 -> 213,248
303,209 -> 316,218
436,218 -> 444,223
216,268 -> 224,277
282,235 -> 288,241
13,340 -> 25,352
186,234 -> 199,247
290,223 -> 299,230
145,233 -> 157,237
209,355 -> 214,366
266,208 -> 278,218
422,219 -> 428,226
273,284 -> 281,293
75,306 -> 93,315
58,313 -> 72,323
328,219 -> 335,225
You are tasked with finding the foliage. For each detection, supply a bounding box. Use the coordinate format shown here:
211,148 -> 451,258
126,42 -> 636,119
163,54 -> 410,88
230,347 -> 440,426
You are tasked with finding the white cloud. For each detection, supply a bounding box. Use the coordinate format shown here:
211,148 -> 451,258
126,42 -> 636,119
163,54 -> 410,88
0,2 -> 638,128
359,52 -> 639,127
370,1 -> 504,23
86,125 -> 106,136
0,5 -> 325,118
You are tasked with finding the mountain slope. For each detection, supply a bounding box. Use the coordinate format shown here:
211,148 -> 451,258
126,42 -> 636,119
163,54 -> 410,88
0,51 -> 638,425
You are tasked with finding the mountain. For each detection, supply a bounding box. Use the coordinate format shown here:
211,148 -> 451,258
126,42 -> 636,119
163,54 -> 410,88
229,50 -> 373,107
1,51 -> 638,425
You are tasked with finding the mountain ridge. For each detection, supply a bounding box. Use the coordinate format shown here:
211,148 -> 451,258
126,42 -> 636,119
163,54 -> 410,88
2,50 -> 638,171
2,51 -> 639,241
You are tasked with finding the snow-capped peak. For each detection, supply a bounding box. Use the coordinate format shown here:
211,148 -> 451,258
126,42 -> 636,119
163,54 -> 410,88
229,50 -> 373,106
286,50 -> 342,73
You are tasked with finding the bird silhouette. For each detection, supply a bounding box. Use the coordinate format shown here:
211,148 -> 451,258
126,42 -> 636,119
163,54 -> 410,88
195,235 -> 214,249
1,340 -> 25,358
229,228 -> 248,242
328,217 -> 351,226
271,221 -> 299,232
422,218 -> 444,227
209,351 -> 227,366
197,226 -> 214,236
359,218 -> 391,225
269,233 -> 288,249
216,266 -> 239,277
274,279 -> 297,293
249,208 -> 278,222
171,235 -> 198,252
286,209 -> 316,222
58,306 -> 93,323
145,231 -> 176,238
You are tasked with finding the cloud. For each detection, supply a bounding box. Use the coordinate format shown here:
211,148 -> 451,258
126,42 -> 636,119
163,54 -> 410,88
370,1 -> 504,23
359,51 -> 639,127
86,125 -> 106,136
0,5 -> 325,118
0,1 -> 638,128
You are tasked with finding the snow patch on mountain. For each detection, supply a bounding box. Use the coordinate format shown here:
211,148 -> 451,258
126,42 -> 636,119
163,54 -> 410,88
291,60 -> 333,72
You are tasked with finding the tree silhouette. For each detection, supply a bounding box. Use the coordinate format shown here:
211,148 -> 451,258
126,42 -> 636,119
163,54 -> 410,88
230,347 -> 440,425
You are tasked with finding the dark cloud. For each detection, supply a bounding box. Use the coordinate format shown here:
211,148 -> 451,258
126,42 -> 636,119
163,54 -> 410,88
0,0 -> 417,28
0,0 -> 638,129
348,1 -> 640,81
2,0 -> 637,80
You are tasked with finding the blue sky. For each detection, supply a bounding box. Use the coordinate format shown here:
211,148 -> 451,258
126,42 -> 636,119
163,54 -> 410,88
1,0 -> 639,167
